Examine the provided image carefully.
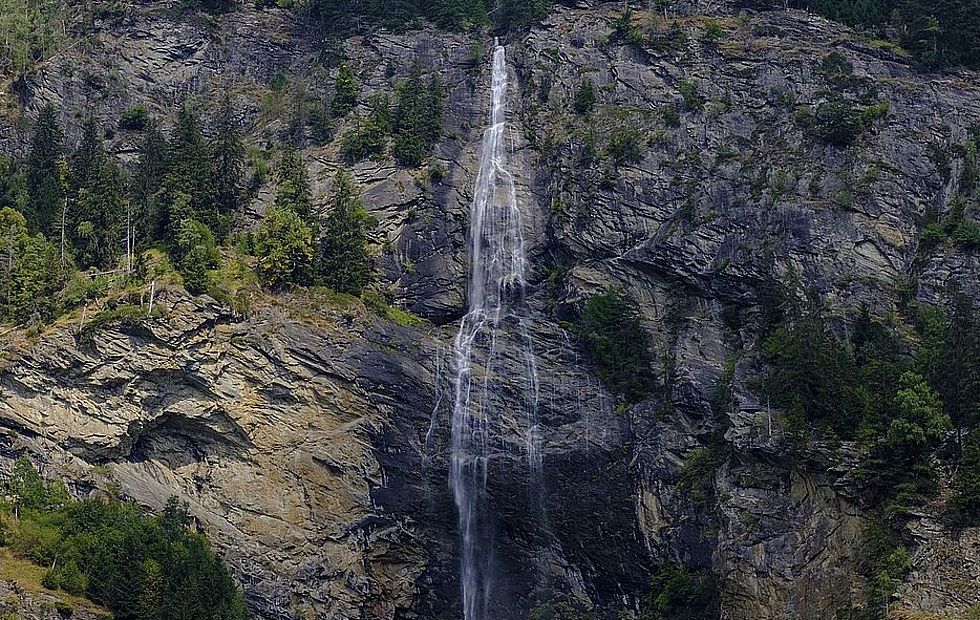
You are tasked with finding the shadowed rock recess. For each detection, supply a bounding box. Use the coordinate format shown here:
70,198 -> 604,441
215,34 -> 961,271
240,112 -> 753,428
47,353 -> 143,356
2,1 -> 980,619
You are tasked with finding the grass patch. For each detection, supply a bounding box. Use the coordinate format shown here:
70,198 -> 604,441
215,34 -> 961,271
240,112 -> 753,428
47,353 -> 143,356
0,548 -> 110,617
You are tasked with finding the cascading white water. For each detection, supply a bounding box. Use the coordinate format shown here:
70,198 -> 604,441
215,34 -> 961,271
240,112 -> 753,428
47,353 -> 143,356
450,41 -> 539,620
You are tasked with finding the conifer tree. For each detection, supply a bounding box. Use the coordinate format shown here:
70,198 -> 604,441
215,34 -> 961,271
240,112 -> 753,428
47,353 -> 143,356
163,104 -> 216,239
70,118 -> 125,268
25,104 -> 66,236
313,168 -> 374,295
331,61 -> 359,116
132,118 -> 169,250
254,207 -> 313,289
211,94 -> 246,221
274,147 -> 314,224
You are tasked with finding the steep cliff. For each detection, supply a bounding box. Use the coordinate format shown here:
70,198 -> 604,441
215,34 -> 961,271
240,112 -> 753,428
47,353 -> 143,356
1,1 -> 980,619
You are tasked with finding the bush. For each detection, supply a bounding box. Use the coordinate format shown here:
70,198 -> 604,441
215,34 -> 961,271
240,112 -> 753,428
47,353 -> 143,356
643,566 -> 720,620
678,80 -> 703,111
579,288 -> 654,404
118,105 -> 149,131
607,124 -> 644,164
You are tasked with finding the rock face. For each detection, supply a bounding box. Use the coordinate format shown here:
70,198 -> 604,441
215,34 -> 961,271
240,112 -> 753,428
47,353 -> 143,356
2,1 -> 980,619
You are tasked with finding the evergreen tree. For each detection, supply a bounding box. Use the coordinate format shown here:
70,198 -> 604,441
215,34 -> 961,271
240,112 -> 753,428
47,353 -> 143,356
211,94 -> 246,221
0,207 -> 60,323
254,206 -> 314,289
163,104 -> 216,239
580,288 -> 655,405
132,118 -> 169,248
174,218 -> 220,295
331,61 -> 359,116
70,118 -> 125,268
313,168 -> 375,295
25,104 -> 66,236
392,67 -> 445,167
340,94 -> 391,162
274,147 -> 314,224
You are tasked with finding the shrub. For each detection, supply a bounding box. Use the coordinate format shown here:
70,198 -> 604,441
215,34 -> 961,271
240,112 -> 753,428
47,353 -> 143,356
643,566 -> 720,620
606,124 -> 644,164
678,80 -> 703,111
118,105 -> 150,131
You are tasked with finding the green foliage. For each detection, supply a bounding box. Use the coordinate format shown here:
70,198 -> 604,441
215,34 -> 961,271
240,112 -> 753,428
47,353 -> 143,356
255,207 -> 314,289
762,309 -> 864,438
313,168 -> 375,295
0,0 -> 69,77
796,99 -> 888,147
640,566 -> 720,620
746,0 -> 980,68
0,207 -> 61,324
273,147 -> 312,222
677,80 -> 703,111
174,219 -> 221,295
572,79 -> 596,116
606,124 -> 644,165
392,67 -> 445,167
211,94 -> 246,222
70,118 -> 127,269
953,429 -> 980,523
331,61 -> 359,116
118,105 -> 150,131
579,288 -> 654,405
340,94 -> 391,162
25,104 -> 67,237
3,460 -> 248,620
161,105 -> 217,238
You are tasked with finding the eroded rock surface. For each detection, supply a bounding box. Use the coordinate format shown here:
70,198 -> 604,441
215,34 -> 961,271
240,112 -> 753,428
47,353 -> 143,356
2,1 -> 980,619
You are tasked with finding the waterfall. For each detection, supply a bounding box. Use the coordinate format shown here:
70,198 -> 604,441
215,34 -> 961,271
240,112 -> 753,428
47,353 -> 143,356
450,41 -> 539,620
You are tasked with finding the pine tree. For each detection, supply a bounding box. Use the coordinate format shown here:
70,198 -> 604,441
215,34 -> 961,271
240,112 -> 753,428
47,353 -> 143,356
163,104 -> 216,238
313,168 -> 374,295
133,118 -> 169,246
274,147 -> 314,224
211,94 -> 246,221
392,67 -> 445,167
331,61 -> 359,116
25,104 -> 66,236
70,118 -> 125,268
254,206 -> 313,289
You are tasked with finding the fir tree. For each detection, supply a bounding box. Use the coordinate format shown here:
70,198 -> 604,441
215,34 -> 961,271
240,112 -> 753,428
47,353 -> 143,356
70,118 -> 125,268
211,94 -> 246,221
163,104 -> 216,238
331,61 -> 359,116
313,168 -> 374,295
25,104 -> 66,236
274,147 -> 314,224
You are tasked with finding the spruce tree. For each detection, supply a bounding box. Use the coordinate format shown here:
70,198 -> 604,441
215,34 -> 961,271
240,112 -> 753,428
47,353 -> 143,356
313,168 -> 374,295
331,61 -> 359,116
211,94 -> 246,221
254,207 -> 313,289
164,104 -> 216,239
132,118 -> 169,247
70,118 -> 125,268
274,147 -> 314,224
25,104 -> 66,236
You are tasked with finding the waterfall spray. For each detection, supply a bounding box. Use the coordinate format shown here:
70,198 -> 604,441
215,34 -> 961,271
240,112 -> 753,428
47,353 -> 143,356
450,41 -> 539,620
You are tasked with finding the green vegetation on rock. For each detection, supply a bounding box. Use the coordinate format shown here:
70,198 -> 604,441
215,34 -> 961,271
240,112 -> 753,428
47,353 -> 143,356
1,457 -> 248,620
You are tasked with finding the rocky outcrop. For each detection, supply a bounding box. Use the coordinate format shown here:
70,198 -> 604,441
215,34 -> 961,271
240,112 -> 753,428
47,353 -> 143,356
2,1 -> 980,619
